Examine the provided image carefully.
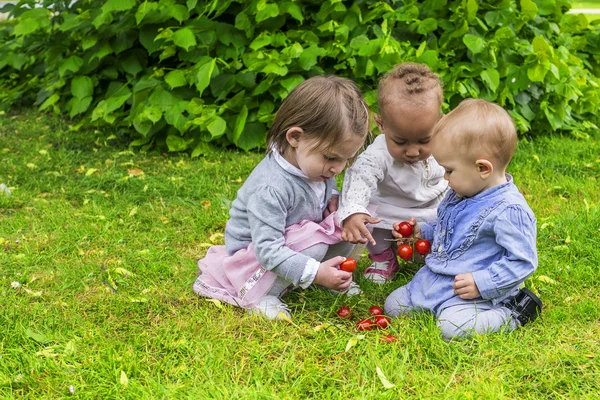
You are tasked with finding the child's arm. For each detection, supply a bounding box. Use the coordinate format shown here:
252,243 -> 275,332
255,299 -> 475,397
338,153 -> 385,242
458,206 -> 538,300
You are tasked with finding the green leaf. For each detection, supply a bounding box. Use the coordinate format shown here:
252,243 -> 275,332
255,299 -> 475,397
207,116 -> 227,138
172,27 -> 197,51
149,85 -> 180,111
135,2 -> 159,25
71,76 -> 94,99
521,0 -> 537,21
13,9 -> 49,36
166,134 -> 189,151
376,366 -> 396,389
532,0 -> 555,16
39,94 -> 59,111
58,56 -> 83,77
68,96 -> 93,117
232,105 -> 248,144
417,18 -> 437,35
284,1 -> 303,23
191,142 -> 211,158
166,4 -> 189,23
527,61 -> 550,82
91,43 -> 113,62
82,36 -> 98,51
235,12 -> 251,31
480,69 -> 500,92
532,36 -> 553,58
195,59 -> 216,96
280,74 -> 304,93
463,34 -> 486,54
120,57 -> 143,77
25,328 -> 51,344
256,3 -> 279,22
250,32 -> 272,51
102,0 -> 137,13
298,44 -> 326,70
165,70 -> 188,89
143,106 -> 163,123
187,0 -> 199,11
236,121 -> 266,151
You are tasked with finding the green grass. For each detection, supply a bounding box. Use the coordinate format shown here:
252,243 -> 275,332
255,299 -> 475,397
1,111 -> 599,399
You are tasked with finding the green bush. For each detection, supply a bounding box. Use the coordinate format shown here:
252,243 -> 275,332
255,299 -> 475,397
0,0 -> 599,153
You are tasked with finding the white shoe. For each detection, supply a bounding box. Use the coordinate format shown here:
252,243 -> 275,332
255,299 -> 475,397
364,261 -> 392,284
330,281 -> 362,296
247,296 -> 292,320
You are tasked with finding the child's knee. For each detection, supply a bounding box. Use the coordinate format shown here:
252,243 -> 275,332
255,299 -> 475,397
384,287 -> 411,317
437,318 -> 467,340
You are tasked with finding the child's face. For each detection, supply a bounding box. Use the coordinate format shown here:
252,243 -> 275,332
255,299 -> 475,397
285,129 -> 365,182
376,100 -> 440,165
432,140 -> 487,198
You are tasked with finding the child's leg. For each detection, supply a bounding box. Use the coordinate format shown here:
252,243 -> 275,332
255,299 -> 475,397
364,228 -> 399,283
384,284 -> 416,317
436,302 -> 519,340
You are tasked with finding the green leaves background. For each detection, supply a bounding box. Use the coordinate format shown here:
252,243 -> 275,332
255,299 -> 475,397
0,0 -> 599,153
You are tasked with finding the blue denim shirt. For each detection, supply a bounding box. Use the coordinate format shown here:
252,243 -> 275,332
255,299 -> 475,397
408,175 -> 537,314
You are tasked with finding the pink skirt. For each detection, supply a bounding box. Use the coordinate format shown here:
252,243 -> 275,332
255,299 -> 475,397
193,212 -> 343,308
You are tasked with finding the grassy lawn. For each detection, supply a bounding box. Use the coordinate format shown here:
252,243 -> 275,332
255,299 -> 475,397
571,1 -> 600,21
1,111 -> 599,399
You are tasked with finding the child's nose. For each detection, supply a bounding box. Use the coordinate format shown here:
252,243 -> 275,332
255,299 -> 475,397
405,145 -> 420,157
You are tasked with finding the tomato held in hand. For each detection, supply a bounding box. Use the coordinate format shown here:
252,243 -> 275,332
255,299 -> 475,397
368,305 -> 384,316
397,244 -> 413,261
374,315 -> 391,329
415,239 -> 431,255
396,221 -> 414,237
337,305 -> 352,319
356,318 -> 374,331
339,258 -> 357,272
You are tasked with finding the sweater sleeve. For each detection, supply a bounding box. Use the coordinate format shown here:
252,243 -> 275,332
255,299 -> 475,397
337,152 -> 385,224
246,186 -> 313,286
472,205 -> 538,300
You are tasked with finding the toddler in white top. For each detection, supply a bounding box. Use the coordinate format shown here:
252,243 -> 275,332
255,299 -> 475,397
339,63 -> 448,283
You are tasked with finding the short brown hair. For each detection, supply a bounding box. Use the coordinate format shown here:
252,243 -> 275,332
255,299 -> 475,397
432,99 -> 517,167
377,62 -> 443,114
267,75 -> 370,157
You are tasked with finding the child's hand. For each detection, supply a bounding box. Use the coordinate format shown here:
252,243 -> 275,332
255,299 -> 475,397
323,195 -> 339,217
313,256 -> 353,291
391,217 -> 421,239
453,273 -> 481,299
341,213 -> 381,245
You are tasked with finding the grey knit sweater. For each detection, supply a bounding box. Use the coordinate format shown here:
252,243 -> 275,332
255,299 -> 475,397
225,154 -> 337,285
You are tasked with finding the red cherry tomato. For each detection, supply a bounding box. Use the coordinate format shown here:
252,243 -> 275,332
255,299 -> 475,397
396,221 -> 414,237
415,239 -> 431,255
380,335 -> 397,343
397,244 -> 413,261
336,306 -> 353,319
339,258 -> 357,272
369,305 -> 384,316
374,315 -> 391,329
356,318 -> 374,331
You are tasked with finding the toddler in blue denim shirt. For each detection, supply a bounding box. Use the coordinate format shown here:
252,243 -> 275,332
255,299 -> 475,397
384,99 -> 542,340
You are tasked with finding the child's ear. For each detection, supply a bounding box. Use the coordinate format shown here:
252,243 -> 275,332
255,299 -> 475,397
475,159 -> 493,178
374,114 -> 384,132
285,127 -> 304,148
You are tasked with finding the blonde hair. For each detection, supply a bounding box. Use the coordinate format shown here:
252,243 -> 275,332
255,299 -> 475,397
432,99 -> 517,167
267,76 -> 370,158
377,62 -> 443,114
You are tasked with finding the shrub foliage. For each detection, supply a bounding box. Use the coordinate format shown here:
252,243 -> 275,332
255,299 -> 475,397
0,0 -> 599,153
